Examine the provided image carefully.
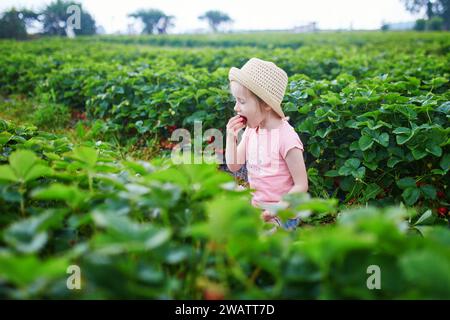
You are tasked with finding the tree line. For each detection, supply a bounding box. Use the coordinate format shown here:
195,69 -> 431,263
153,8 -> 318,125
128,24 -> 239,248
0,0 -> 233,39
1,0 -> 447,39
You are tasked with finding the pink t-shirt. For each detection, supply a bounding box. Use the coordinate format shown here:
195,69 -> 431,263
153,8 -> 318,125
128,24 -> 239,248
240,119 -> 305,207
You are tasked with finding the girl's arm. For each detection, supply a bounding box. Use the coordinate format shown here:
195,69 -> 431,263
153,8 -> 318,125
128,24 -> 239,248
285,148 -> 309,194
225,116 -> 246,172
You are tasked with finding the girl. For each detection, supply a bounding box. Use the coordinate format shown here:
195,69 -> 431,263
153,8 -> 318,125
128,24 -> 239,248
225,57 -> 308,231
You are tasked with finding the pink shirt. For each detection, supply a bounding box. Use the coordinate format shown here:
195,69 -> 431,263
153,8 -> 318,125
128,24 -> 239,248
240,119 -> 305,207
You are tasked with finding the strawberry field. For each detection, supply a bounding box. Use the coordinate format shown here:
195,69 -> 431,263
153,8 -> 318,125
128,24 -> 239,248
0,32 -> 449,299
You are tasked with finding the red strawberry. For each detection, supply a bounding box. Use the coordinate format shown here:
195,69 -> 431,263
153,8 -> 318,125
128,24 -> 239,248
376,192 -> 385,199
239,115 -> 247,125
333,178 -> 340,187
203,288 -> 225,300
208,136 -> 215,144
167,125 -> 177,134
437,190 -> 445,199
437,207 -> 448,217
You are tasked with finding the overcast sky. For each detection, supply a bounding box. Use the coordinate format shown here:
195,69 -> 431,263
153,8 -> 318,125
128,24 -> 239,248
1,0 -> 422,33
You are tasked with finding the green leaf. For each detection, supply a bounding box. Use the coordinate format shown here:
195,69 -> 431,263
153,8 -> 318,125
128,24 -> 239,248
71,146 -> 98,167
3,150 -> 51,183
400,251 -> 450,298
297,118 -> 315,134
436,101 -> 450,114
402,187 -> 420,206
0,132 -> 13,145
317,127 -> 332,138
362,183 -> 382,202
425,144 -> 442,157
0,165 -> 17,182
387,157 -> 402,168
310,143 -> 320,158
292,198 -> 338,214
396,134 -> 413,145
91,211 -> 171,254
0,251 -> 68,287
353,166 -> 366,179
338,166 -> 351,176
24,165 -> 52,183
377,132 -> 389,147
32,184 -> 88,209
430,77 -> 448,88
335,148 -> 349,158
3,210 -> 65,253
358,135 -> 374,151
414,209 -> 433,226
393,127 -> 411,135
396,177 -> 416,189
440,153 -> 450,171
345,158 -> 360,169
420,185 -> 436,200
363,161 -> 377,171
9,150 -> 38,181
411,148 -> 427,160
284,102 -> 298,112
431,169 -> 445,175
324,170 -> 339,177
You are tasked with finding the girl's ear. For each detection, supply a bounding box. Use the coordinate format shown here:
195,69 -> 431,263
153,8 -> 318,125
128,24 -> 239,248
263,102 -> 272,112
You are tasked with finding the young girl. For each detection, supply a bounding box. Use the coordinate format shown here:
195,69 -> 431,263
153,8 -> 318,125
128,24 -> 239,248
225,57 -> 309,231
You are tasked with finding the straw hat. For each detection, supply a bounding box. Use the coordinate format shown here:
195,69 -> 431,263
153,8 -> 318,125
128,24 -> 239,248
229,57 -> 288,118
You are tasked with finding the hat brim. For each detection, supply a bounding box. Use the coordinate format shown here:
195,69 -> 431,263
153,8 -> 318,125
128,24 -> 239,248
229,67 -> 285,118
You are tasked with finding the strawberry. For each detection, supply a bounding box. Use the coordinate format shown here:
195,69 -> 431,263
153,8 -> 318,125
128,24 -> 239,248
376,192 -> 385,199
437,207 -> 448,217
437,190 -> 445,199
208,136 -> 215,144
333,178 -> 340,187
167,125 -> 177,134
203,288 -> 225,300
160,140 -> 175,149
239,115 -> 247,125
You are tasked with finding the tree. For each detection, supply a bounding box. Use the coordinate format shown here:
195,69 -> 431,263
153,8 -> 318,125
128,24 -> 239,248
129,9 -> 174,34
428,16 -> 444,29
156,15 -> 175,34
414,18 -> 427,30
41,0 -> 96,36
0,8 -> 38,39
0,9 -> 27,39
198,10 -> 233,32
402,0 -> 450,30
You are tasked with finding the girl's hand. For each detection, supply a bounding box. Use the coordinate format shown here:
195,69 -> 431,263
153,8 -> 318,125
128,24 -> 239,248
226,115 -> 245,139
261,210 -> 274,222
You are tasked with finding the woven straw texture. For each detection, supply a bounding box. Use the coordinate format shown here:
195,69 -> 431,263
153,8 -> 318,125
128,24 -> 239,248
229,57 -> 288,118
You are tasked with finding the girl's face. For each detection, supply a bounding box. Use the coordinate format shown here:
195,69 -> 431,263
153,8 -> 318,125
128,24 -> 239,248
230,81 -> 267,129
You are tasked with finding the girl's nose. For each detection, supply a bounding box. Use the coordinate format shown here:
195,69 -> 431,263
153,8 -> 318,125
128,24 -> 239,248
234,103 -> 240,113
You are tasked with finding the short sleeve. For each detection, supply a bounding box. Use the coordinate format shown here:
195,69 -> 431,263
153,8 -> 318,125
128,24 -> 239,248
280,129 -> 304,159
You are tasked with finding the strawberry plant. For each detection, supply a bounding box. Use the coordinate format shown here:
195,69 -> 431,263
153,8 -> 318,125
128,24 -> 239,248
0,31 -> 449,299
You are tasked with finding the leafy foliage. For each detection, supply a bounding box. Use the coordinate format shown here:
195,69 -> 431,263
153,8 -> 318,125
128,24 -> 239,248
0,32 -> 449,299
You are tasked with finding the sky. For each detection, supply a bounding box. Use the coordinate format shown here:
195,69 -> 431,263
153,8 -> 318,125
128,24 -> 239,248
0,0 -> 422,33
